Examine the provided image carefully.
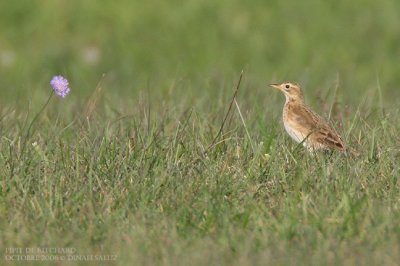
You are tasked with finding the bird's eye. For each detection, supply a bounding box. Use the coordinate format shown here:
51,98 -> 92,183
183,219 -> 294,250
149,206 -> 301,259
285,84 -> 290,89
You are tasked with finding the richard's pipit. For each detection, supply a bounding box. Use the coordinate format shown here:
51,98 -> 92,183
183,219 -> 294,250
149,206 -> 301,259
270,82 -> 345,152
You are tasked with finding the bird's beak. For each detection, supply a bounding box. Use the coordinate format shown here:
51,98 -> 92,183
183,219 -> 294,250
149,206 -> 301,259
269,84 -> 281,89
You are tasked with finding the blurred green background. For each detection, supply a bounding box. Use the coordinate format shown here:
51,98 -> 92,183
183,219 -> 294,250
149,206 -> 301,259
0,0 -> 399,104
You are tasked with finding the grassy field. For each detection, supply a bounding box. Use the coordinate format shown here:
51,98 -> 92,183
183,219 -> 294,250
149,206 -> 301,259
1,0 -> 400,265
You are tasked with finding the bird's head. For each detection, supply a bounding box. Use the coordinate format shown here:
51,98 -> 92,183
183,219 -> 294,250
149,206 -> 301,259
270,82 -> 304,102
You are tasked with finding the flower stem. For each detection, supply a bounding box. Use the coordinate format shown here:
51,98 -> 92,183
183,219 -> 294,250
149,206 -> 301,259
20,92 -> 54,157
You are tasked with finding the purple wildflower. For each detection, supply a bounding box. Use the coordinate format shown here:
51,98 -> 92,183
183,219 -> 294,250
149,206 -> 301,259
50,75 -> 70,98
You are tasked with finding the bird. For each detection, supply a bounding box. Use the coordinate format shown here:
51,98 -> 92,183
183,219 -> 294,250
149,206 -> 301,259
270,82 -> 346,153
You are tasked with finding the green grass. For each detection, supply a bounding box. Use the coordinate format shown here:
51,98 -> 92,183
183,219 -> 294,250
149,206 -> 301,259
1,1 -> 400,265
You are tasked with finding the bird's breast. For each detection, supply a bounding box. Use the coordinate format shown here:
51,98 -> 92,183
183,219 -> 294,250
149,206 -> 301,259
283,105 -> 310,146
283,121 -> 304,144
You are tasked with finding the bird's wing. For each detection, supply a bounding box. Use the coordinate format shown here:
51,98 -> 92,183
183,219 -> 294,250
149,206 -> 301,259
313,124 -> 345,151
293,104 -> 345,151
